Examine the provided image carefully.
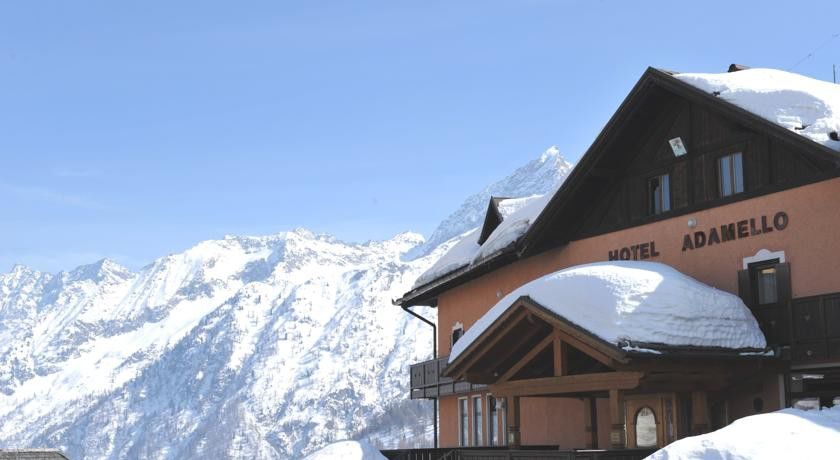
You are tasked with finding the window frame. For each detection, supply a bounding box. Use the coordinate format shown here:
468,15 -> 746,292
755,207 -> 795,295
647,172 -> 671,216
717,151 -> 745,198
458,397 -> 470,447
487,394 -> 498,446
634,406 -> 658,448
451,327 -> 464,349
472,395 -> 483,446
748,258 -> 781,306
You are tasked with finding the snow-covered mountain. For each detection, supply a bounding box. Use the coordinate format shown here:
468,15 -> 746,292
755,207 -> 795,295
0,147 -> 572,459
420,146 -> 574,253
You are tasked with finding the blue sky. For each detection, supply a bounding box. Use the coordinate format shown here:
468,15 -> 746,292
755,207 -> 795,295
1,1 -> 838,272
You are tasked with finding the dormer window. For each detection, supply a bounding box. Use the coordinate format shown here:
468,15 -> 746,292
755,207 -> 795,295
452,325 -> 464,348
718,152 -> 744,197
648,173 -> 671,215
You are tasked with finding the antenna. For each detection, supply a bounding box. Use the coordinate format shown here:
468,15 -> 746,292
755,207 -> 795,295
788,32 -> 840,70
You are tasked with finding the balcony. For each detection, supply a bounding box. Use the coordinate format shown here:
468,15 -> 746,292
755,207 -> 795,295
410,356 -> 486,399
381,447 -> 656,460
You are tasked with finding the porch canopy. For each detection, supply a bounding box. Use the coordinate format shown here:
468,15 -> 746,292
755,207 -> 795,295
442,262 -> 773,448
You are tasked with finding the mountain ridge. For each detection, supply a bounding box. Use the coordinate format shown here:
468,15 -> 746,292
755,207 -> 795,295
0,147 -> 573,459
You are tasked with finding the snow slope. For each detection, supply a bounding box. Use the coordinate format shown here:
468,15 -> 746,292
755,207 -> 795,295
450,261 -> 766,363
0,147 -> 573,459
649,406 -> 840,460
0,231 -> 438,459
675,68 -> 840,151
304,440 -> 386,460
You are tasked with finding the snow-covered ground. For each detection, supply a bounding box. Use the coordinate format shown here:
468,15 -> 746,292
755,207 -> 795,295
451,261 -> 766,362
649,406 -> 840,459
304,440 -> 386,460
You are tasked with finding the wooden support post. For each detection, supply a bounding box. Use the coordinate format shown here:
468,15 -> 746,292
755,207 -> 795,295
691,391 -> 710,435
583,397 -> 598,448
553,335 -> 567,377
609,389 -> 625,448
508,396 -> 522,449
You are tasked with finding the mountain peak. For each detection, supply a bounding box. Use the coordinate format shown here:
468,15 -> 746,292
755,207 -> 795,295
418,146 -> 574,253
66,258 -> 133,283
539,145 -> 561,162
9,263 -> 35,276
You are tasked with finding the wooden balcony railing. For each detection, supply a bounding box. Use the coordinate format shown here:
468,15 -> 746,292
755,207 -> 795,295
409,356 -> 486,399
381,447 -> 656,460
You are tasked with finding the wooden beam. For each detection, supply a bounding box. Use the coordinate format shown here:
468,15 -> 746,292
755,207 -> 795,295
583,397 -> 598,448
609,389 -> 626,448
508,396 -> 521,449
691,391 -> 710,435
447,308 -> 529,379
497,333 -> 555,383
553,335 -> 567,377
488,326 -> 546,376
490,371 -> 643,397
521,300 -> 627,365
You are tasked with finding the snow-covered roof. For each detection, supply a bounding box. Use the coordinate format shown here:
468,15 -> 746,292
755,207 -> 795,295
449,261 -> 766,363
675,68 -> 840,151
650,406 -> 840,460
412,191 -> 554,288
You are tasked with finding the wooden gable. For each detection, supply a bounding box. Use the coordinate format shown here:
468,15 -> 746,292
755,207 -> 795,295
443,296 -> 630,386
522,68 -> 840,254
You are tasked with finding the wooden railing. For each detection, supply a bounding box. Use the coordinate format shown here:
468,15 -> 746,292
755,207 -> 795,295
409,356 -> 486,399
381,447 -> 656,460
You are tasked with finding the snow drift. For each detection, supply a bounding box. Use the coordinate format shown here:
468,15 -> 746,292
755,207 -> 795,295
450,261 -> 766,363
675,68 -> 840,151
303,440 -> 386,460
649,406 -> 840,460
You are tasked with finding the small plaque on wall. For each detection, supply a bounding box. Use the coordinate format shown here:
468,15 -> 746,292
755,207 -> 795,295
669,137 -> 687,156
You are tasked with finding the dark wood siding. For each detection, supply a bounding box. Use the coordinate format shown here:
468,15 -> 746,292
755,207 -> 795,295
575,89 -> 836,239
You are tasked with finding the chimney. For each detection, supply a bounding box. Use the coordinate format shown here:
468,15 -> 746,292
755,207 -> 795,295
728,64 -> 750,73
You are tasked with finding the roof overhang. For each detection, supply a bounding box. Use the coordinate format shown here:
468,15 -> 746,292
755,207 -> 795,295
444,295 -> 772,386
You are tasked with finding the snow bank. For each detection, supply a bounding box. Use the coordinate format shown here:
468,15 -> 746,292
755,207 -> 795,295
675,68 -> 840,151
304,440 -> 387,460
413,190 -> 555,288
649,406 -> 840,460
450,261 -> 765,363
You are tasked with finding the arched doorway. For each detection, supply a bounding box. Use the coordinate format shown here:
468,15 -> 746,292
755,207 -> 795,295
634,406 -> 657,447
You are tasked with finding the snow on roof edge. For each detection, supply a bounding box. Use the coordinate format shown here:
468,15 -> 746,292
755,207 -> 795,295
673,68 -> 840,152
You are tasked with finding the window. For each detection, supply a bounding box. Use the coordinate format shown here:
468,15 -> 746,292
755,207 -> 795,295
756,267 -> 778,304
472,396 -> 483,446
718,152 -> 744,197
648,174 -> 671,215
487,395 -> 499,446
458,398 -> 469,447
635,407 -> 658,448
749,259 -> 780,306
499,397 -> 508,446
452,327 -> 464,348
